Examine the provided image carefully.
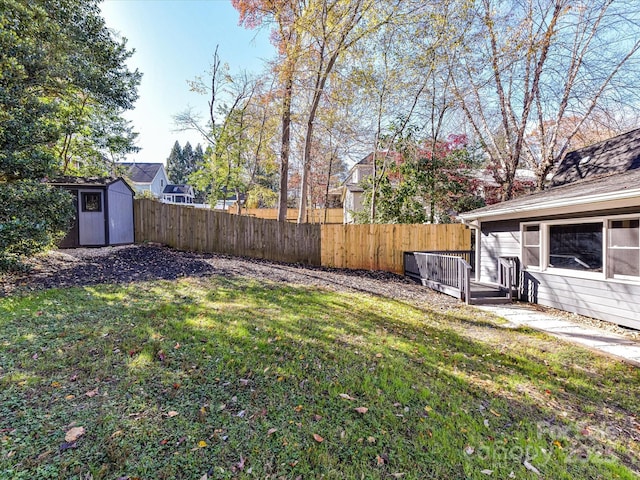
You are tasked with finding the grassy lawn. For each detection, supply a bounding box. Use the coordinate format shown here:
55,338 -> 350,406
1,277 -> 639,479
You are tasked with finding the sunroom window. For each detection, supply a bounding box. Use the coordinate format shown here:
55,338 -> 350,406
522,225 -> 540,268
609,219 -> 640,277
548,222 -> 602,272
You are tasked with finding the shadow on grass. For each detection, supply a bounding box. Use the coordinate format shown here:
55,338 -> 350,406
0,276 -> 638,479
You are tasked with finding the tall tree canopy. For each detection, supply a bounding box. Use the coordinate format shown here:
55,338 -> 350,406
0,0 -> 141,269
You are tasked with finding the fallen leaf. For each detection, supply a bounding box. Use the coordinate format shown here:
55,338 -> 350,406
484,419 -> 490,428
294,405 -> 303,412
313,433 -> 324,443
200,474 -> 208,480
85,388 -> 98,398
376,454 -> 386,466
160,439 -> 168,445
391,474 -> 406,478
64,426 -> 85,443
267,428 -> 278,436
51,381 -> 61,388
239,378 -> 249,386
465,445 -> 475,455
65,394 -> 75,400
424,406 -> 433,413
339,393 -> 354,400
198,440 -> 207,448
523,459 -> 540,475
367,436 -> 376,443
481,469 -> 493,475
167,411 -> 179,418
553,440 -> 563,449
158,350 -> 166,362
489,409 -> 501,417
59,442 -> 77,452
375,353 -> 383,358
236,456 -> 246,471
354,407 -> 368,414
174,342 -> 180,349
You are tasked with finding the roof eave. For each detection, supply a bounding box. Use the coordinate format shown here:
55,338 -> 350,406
459,188 -> 640,222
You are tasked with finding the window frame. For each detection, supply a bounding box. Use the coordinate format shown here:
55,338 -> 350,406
81,191 -> 102,213
521,214 -> 640,282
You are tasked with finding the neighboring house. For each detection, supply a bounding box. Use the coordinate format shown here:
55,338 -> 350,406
50,177 -> 135,248
120,162 -> 169,198
162,184 -> 195,204
341,153 -> 381,223
458,128 -> 640,329
472,169 -> 538,204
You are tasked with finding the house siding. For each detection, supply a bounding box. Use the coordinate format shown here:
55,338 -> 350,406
521,271 -> 640,330
479,220 -> 521,283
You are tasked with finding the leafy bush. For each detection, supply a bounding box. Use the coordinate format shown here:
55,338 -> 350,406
0,181 -> 74,271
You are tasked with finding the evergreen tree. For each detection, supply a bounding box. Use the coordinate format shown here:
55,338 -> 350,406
166,141 -> 184,183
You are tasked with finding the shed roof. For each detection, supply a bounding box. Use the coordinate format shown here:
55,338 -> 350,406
49,176 -> 118,187
551,128 -> 640,186
120,163 -> 164,184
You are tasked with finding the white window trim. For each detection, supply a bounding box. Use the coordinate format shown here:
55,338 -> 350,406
521,213 -> 640,282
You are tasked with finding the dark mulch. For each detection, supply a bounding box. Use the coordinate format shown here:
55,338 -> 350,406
0,244 -> 461,310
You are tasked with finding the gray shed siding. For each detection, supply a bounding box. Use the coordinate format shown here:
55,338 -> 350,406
480,220 -> 640,329
107,180 -> 134,245
479,220 -> 521,283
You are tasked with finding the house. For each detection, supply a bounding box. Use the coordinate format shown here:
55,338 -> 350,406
50,177 -> 135,248
458,128 -> 640,329
162,184 -> 195,204
120,162 -> 169,198
341,152 -> 386,223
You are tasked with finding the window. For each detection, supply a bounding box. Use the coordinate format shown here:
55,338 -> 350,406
81,192 -> 102,212
548,222 -> 602,272
521,215 -> 640,280
522,224 -> 540,268
609,219 -> 639,277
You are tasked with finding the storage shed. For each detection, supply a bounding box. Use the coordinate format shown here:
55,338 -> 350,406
458,129 -> 640,329
50,177 -> 135,248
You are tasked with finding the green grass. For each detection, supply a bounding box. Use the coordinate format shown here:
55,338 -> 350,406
1,277 -> 639,479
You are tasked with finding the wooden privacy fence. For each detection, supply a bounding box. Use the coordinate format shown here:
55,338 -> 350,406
321,224 -> 470,273
134,200 -> 471,274
134,199 -> 321,265
229,207 -> 343,224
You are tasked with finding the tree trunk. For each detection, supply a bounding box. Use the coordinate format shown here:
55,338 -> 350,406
277,73 -> 294,223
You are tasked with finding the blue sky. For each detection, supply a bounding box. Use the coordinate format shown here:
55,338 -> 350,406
100,0 -> 275,164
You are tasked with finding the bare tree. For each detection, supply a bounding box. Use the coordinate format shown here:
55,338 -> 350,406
449,0 -> 640,199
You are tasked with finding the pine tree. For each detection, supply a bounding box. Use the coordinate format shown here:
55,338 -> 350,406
166,141 -> 184,184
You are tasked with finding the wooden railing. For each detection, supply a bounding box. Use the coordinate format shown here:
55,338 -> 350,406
404,251 -> 473,303
498,256 -> 519,301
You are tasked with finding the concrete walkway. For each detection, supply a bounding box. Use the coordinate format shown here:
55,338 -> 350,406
475,303 -> 640,366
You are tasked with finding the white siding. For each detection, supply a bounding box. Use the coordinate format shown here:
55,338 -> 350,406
107,180 -> 134,245
479,220 -> 521,283
149,167 -> 169,197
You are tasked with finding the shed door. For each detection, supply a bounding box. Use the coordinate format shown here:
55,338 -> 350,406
78,190 -> 106,246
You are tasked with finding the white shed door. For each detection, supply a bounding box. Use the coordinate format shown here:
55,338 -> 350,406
78,190 -> 106,245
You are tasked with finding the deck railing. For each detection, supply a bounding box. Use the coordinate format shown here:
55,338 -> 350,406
498,256 -> 518,301
404,251 -> 473,303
